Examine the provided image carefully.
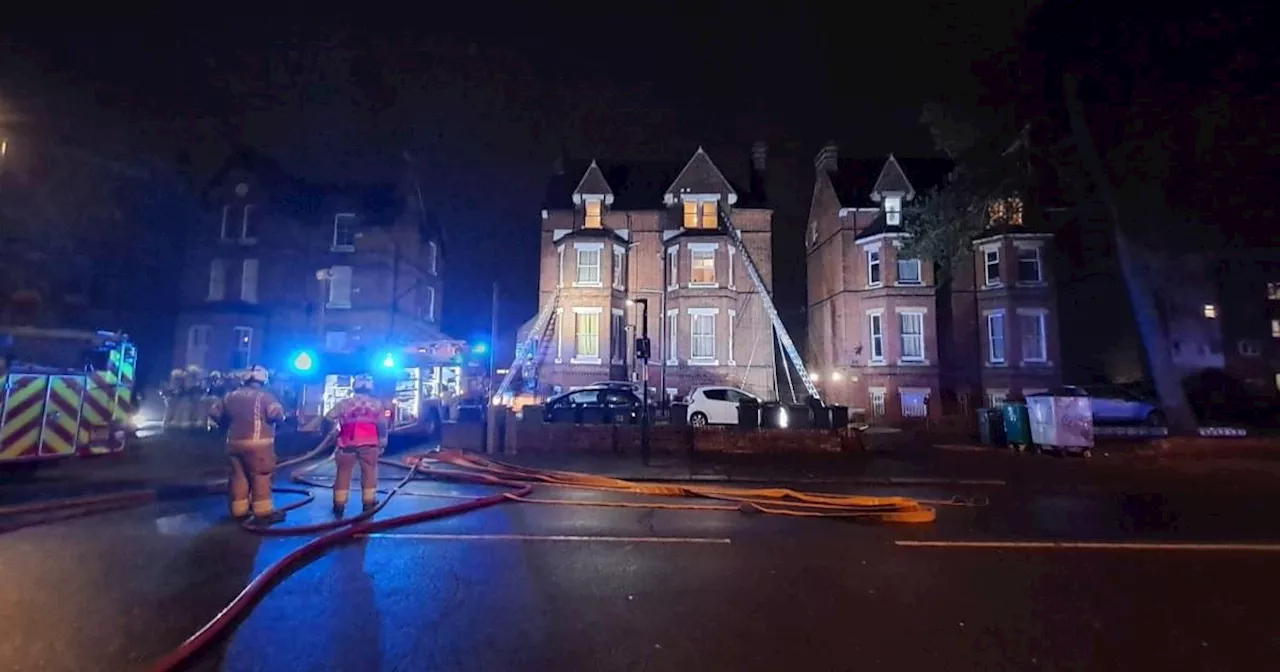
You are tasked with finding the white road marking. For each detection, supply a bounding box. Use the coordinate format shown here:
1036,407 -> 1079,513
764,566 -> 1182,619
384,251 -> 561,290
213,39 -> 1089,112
896,540 -> 1280,552
361,533 -> 731,544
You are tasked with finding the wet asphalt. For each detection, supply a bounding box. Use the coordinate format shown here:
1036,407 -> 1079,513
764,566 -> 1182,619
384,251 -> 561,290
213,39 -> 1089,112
2,443 -> 1280,671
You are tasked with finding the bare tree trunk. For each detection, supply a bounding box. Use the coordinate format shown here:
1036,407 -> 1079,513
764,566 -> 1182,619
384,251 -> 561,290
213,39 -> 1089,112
1062,73 -> 1198,435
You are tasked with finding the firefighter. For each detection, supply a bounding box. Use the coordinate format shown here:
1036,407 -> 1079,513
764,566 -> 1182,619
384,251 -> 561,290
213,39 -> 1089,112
201,371 -> 225,432
162,368 -> 184,429
210,365 -> 287,525
324,374 -> 388,517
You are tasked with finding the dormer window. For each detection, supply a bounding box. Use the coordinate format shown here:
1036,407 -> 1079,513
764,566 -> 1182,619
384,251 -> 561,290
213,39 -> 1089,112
584,198 -> 603,229
884,196 -> 902,226
682,197 -> 718,230
989,198 -> 1024,227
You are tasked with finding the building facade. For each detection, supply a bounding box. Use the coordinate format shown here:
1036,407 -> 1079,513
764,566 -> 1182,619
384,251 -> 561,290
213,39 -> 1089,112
805,144 -> 1062,423
172,151 -> 446,377
521,147 -> 778,401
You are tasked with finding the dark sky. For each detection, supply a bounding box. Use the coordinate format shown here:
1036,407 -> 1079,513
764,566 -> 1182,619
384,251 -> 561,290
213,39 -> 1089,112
0,2 -> 1026,355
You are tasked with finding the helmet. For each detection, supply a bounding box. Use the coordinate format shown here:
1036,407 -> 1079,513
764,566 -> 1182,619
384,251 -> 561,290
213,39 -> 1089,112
186,365 -> 202,374
352,374 -> 374,393
243,365 -> 269,384
170,368 -> 184,379
209,370 -> 223,379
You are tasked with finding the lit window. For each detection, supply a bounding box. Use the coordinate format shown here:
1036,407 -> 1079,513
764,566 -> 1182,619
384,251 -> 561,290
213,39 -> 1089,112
232,327 -> 253,370
899,311 -> 925,362
1267,282 -> 1280,300
584,199 -> 603,229
1020,312 -> 1047,362
1271,319 -> 1279,339
690,249 -> 716,286
691,312 -> 716,360
682,199 -> 718,229
1017,247 -> 1042,283
900,389 -> 928,418
867,249 -> 882,286
573,310 -> 601,361
989,198 -> 1023,226
332,213 -> 357,250
1203,304 -> 1217,319
575,247 -> 602,286
987,312 -> 1006,364
884,196 -> 902,226
896,257 -> 921,285
867,312 -> 884,362
984,248 -> 1001,285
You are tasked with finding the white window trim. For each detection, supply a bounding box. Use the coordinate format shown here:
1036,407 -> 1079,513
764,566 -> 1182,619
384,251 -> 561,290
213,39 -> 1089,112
240,259 -> 259,304
610,307 -> 626,364
1016,307 -> 1050,365
687,242 -> 720,288
866,309 -> 885,365
884,195 -> 902,226
985,309 -> 1006,366
570,306 -> 603,365
687,307 -> 719,365
981,243 -> 1002,287
1014,241 -> 1045,286
727,309 -> 737,365
612,245 -> 626,290
583,196 -> 605,229
427,241 -> 439,275
868,387 -> 887,417
727,247 -> 736,289
985,388 -> 1010,408
332,213 -> 357,252
573,242 -> 605,288
896,309 -> 928,365
220,206 -> 234,241
233,326 -> 253,369
556,245 -> 565,288
554,308 -> 564,364
666,247 -> 679,290
240,205 -> 258,244
425,286 -> 437,322
865,243 -> 883,288
898,387 -> 931,419
679,194 -> 722,229
895,257 -> 923,286
665,309 -> 679,365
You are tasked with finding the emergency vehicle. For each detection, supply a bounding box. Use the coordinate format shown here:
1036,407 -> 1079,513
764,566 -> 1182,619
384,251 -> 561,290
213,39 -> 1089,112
0,327 -> 138,464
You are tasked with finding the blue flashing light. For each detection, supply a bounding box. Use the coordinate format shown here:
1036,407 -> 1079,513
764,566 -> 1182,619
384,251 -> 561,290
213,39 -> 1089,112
472,342 -> 488,355
379,352 -> 398,370
290,350 -> 316,373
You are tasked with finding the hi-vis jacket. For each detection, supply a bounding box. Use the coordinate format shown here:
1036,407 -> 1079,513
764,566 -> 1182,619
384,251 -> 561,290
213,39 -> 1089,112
325,394 -> 387,448
211,387 -> 286,443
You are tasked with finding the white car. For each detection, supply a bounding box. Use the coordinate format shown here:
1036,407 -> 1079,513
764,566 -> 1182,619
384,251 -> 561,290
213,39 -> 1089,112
686,386 -> 760,427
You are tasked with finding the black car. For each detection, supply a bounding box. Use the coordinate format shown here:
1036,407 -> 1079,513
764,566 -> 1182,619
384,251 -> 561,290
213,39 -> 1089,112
543,385 -> 643,424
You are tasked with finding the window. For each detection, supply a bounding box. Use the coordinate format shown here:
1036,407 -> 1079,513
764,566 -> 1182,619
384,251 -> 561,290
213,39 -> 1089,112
884,196 -> 902,226
690,311 -> 716,361
557,246 -> 565,288
332,213 -> 357,250
899,311 -> 925,362
1019,312 -> 1047,362
554,308 -> 564,363
1272,319 -> 1279,339
610,310 -> 626,362
727,309 -> 736,365
666,310 -> 678,364
575,246 -> 602,286
690,248 -> 717,286
727,248 -> 736,289
987,312 -> 1006,364
869,388 -> 886,417
1017,246 -> 1042,283
573,309 -> 601,362
900,389 -> 928,418
612,246 -> 626,290
984,248 -> 1001,285
667,248 -> 678,289
324,330 -> 349,352
220,206 -> 235,241
682,199 -> 718,229
584,199 -> 603,229
989,198 -> 1023,226
208,259 -> 226,300
896,257 -> 921,285
241,259 -> 259,303
1202,304 -> 1217,319
427,241 -> 439,275
986,389 -> 1009,408
867,249 -> 881,286
425,286 -> 436,322
241,205 -> 258,242
327,265 -> 353,308
1269,282 -> 1280,300
186,325 -> 211,369
232,327 -> 253,370
867,312 -> 884,362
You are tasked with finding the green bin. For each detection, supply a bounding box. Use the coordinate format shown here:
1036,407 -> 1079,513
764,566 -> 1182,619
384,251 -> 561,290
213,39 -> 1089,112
1001,403 -> 1031,449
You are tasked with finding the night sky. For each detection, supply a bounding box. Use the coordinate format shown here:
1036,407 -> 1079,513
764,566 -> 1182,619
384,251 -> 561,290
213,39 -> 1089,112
0,2 -> 1026,356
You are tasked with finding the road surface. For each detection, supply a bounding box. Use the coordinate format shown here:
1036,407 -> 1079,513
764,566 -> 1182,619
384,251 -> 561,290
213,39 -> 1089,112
2,448 -> 1279,671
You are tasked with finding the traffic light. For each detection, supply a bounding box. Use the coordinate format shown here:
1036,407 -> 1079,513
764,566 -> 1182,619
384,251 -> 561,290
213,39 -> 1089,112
635,337 -> 651,361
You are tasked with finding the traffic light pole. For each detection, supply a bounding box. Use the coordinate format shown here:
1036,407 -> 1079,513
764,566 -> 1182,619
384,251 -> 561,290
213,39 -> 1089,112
634,298 -> 650,466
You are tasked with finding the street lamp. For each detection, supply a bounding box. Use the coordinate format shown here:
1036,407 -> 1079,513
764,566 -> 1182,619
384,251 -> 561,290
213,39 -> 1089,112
629,298 -> 651,465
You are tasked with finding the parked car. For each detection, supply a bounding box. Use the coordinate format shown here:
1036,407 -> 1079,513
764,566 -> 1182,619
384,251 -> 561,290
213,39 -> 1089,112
1060,384 -> 1164,426
686,386 -> 760,427
543,385 -> 643,424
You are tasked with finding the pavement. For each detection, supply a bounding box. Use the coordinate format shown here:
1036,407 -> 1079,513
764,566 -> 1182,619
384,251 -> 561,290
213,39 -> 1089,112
3,434 -> 1280,670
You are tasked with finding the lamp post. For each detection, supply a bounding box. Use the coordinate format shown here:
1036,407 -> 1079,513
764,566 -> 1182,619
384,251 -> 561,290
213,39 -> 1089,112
630,298 -> 651,465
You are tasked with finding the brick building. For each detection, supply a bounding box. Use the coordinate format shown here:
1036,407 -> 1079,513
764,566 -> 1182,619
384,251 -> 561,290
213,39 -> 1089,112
172,151 -> 447,376
520,146 -> 779,401
805,144 -> 1062,423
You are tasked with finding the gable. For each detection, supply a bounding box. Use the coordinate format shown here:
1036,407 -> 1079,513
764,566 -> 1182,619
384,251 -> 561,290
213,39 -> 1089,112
871,155 -> 914,198
572,160 -> 614,203
663,148 -> 737,205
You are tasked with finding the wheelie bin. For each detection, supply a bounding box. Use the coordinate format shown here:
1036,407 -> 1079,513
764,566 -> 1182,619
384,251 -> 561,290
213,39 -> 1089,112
976,407 -> 1006,446
1001,402 -> 1031,451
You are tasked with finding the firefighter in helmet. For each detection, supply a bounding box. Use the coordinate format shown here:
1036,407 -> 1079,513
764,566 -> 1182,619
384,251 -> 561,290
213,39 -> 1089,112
210,365 -> 287,525
324,374 -> 388,517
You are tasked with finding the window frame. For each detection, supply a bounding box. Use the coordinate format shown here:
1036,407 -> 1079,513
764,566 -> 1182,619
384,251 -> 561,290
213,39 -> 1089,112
665,309 -> 679,364
866,248 -> 882,287
332,213 -> 357,251
689,309 -> 718,363
573,243 -> 604,287
984,247 -> 1001,286
208,259 -> 227,301
570,307 -> 603,364
895,257 -> 922,285
232,326 -> 253,370
327,265 -> 354,309
986,310 -> 1006,365
1016,245 -> 1043,284
884,195 -> 902,226
186,324 -> 211,369
867,311 -> 885,363
240,259 -> 259,304
612,246 -> 626,290
1018,310 -> 1048,363
584,198 -> 603,229
898,310 -> 926,363
688,245 -> 718,288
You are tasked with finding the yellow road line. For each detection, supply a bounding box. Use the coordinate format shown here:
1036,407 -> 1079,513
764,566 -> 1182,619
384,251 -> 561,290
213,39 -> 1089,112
361,533 -> 731,544
896,540 -> 1280,552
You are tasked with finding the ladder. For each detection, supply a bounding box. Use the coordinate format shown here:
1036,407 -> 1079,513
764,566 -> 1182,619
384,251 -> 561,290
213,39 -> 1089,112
493,288 -> 560,403
718,208 -> 822,402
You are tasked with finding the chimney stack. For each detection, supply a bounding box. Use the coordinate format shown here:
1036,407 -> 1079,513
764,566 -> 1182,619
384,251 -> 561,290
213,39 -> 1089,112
751,141 -> 767,172
749,141 -> 768,202
814,141 -> 838,172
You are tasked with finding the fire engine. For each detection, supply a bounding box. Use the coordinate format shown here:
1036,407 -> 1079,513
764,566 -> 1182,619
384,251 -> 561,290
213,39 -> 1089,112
0,326 -> 138,465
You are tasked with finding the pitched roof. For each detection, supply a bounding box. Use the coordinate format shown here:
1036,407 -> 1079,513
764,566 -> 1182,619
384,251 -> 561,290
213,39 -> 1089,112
572,160 -> 613,197
663,147 -> 736,200
828,156 -> 953,209
544,150 -> 759,211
